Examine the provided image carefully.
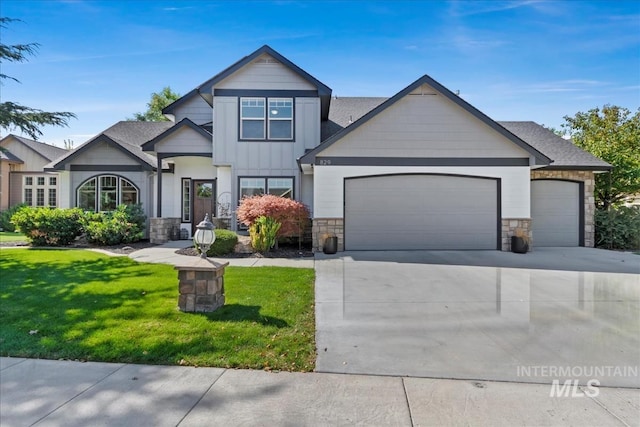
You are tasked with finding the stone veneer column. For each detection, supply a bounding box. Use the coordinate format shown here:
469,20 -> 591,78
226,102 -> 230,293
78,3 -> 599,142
501,218 -> 532,251
149,217 -> 181,244
312,218 -> 344,252
530,170 -> 596,247
175,257 -> 228,313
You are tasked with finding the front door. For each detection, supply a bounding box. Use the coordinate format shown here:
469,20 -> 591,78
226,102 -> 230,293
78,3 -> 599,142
192,180 -> 216,228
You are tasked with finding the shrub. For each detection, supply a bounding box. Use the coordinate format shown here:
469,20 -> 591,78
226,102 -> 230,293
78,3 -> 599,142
11,207 -> 85,246
205,229 -> 239,257
82,204 -> 146,246
595,206 -> 640,250
0,203 -> 28,232
236,195 -> 309,239
250,216 -> 281,252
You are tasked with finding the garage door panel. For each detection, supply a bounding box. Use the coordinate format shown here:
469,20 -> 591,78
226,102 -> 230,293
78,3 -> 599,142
345,175 -> 498,250
531,180 -> 580,247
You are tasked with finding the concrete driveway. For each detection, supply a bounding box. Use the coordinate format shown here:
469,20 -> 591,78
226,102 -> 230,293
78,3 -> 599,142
315,248 -> 640,388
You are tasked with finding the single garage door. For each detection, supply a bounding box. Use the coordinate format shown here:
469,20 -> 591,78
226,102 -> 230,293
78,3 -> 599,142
344,174 -> 499,250
531,180 -> 582,247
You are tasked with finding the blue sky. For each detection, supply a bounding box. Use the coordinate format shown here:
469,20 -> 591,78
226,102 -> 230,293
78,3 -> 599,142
2,0 -> 639,147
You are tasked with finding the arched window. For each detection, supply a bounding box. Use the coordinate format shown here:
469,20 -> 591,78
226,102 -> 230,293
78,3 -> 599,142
77,175 -> 139,212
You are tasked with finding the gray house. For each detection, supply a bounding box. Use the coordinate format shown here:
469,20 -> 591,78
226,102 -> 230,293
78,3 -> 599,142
46,45 -> 610,251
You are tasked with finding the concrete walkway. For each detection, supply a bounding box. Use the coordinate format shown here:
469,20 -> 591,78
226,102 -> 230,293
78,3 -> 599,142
126,240 -> 314,268
2,357 -> 638,427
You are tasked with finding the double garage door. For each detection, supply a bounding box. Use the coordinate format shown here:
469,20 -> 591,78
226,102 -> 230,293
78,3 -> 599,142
344,175 -> 499,250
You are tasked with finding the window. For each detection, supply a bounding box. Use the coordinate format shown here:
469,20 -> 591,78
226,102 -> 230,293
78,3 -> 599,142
240,98 -> 265,139
268,98 -> 293,139
76,175 -> 139,212
239,177 -> 294,201
36,189 -> 45,206
240,97 -> 293,140
48,189 -> 57,207
24,188 -> 33,205
182,178 -> 191,222
25,177 -> 33,186
37,177 -> 45,186
49,177 -> 57,186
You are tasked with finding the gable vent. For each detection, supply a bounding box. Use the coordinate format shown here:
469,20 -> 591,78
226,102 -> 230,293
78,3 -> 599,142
254,57 -> 281,64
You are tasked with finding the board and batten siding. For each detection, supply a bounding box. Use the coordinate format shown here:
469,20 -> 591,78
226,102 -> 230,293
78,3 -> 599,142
153,127 -> 212,154
313,165 -> 531,219
215,54 -> 317,90
172,95 -> 212,125
320,84 -> 530,159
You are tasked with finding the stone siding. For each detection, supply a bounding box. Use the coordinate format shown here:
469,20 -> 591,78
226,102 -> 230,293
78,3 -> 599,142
531,170 -> 595,247
312,218 -> 344,252
150,217 -> 180,244
176,265 -> 226,312
501,218 -> 532,251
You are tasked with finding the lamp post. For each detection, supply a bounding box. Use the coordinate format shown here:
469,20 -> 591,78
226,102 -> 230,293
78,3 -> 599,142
193,214 -> 216,258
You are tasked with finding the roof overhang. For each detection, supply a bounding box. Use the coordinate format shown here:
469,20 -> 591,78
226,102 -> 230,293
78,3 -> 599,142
141,118 -> 212,152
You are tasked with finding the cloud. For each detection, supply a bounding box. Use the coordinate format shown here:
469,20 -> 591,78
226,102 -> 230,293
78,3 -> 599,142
448,0 -> 552,17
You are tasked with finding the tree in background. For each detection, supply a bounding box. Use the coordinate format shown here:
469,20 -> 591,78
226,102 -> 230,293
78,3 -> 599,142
0,18 -> 75,140
130,86 -> 180,121
563,105 -> 640,210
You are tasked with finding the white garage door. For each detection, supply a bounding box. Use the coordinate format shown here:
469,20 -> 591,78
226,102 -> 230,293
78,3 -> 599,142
531,180 -> 581,247
344,175 -> 499,250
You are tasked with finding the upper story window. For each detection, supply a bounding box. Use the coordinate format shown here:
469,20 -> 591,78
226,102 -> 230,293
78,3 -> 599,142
37,177 -> 45,186
240,97 -> 293,141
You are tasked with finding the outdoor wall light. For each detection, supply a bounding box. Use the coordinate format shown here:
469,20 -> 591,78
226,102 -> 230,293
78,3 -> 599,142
193,214 -> 216,258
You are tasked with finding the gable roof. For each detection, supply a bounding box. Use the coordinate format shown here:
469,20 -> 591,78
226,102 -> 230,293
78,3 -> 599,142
163,45 -> 333,121
46,121 -> 173,171
300,75 -> 552,166
141,118 -> 212,151
498,121 -> 611,170
321,97 -> 388,141
0,134 -> 68,162
0,147 -> 24,163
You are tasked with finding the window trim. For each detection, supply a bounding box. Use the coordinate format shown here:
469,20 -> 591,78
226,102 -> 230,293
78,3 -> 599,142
238,176 -> 295,202
238,97 -> 294,142
181,178 -> 191,222
75,174 -> 140,212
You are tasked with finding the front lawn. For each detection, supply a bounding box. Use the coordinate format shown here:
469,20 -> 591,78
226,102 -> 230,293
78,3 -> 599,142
0,231 -> 28,243
0,249 -> 315,371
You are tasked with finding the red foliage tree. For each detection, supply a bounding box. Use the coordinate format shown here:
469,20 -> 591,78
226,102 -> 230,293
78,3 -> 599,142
236,195 -> 310,238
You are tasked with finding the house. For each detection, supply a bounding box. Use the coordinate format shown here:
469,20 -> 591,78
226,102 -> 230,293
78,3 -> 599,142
0,135 -> 68,211
45,45 -> 610,250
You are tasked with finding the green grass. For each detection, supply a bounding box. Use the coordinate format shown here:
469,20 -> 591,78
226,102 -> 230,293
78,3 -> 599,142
0,232 -> 28,243
0,249 -> 316,371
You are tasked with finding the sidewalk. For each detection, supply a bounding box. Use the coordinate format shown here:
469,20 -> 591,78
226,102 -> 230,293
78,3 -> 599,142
125,240 -> 315,268
2,357 -> 637,427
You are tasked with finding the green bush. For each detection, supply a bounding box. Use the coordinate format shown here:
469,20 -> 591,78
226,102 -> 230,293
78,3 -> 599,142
0,203 -> 28,232
595,206 -> 640,250
250,216 -> 281,252
82,204 -> 146,246
204,229 -> 239,256
11,207 -> 85,246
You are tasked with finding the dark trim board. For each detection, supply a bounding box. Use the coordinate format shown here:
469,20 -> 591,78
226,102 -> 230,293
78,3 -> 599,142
315,157 -> 530,167
69,165 -> 146,172
531,178 -> 585,247
342,173 -> 502,251
156,152 -> 213,158
540,165 -> 612,171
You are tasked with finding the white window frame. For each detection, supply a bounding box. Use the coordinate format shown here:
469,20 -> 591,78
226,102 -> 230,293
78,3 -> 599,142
76,175 -> 139,212
240,97 -> 294,141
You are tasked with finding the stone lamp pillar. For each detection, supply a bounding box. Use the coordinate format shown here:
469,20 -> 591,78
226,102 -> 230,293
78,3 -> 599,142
175,257 -> 228,312
176,214 -> 227,312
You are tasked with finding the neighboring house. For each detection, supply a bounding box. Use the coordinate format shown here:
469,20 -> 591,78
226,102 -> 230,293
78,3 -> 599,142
0,135 -> 68,211
45,45 -> 611,250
